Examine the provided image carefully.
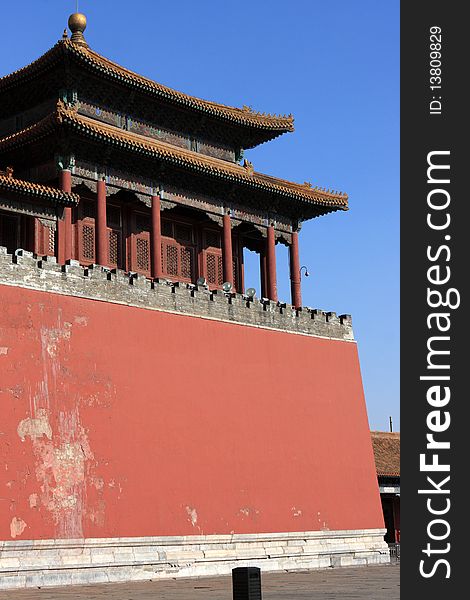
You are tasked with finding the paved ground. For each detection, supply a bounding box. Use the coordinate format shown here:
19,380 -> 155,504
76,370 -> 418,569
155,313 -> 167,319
0,564 -> 399,599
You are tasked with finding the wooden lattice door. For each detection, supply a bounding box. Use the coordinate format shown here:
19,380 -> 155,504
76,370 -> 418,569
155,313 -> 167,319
161,219 -> 196,282
106,204 -> 123,270
75,198 -> 96,265
202,227 -> 240,291
35,219 -> 55,257
130,211 -> 151,277
202,228 -> 223,289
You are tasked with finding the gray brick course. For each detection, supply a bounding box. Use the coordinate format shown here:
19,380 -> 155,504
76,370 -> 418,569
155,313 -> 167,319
0,248 -> 354,341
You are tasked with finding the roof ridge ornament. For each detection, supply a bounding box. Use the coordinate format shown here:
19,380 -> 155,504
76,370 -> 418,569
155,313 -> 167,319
68,13 -> 88,48
0,166 -> 14,178
55,99 -> 78,124
243,159 -> 254,176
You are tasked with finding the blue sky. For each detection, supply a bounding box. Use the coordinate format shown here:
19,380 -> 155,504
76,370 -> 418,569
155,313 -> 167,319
2,1 -> 399,431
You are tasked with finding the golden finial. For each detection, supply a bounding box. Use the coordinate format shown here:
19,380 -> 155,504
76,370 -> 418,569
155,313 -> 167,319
68,13 -> 88,47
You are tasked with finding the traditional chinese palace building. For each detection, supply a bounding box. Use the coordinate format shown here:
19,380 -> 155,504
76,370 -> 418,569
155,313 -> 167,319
0,13 -> 388,589
371,431 -> 401,546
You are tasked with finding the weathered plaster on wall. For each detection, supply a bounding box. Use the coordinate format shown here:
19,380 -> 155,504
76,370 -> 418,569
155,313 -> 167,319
0,255 -> 382,543
9,517 -> 26,538
1,304 -> 108,541
17,409 -> 52,442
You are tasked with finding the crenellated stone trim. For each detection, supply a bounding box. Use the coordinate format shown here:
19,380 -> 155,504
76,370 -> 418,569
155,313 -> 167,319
0,248 -> 354,342
0,528 -> 389,590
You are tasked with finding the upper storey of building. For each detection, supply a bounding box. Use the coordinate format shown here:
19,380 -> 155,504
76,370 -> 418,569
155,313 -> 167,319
0,11 -> 351,315
0,13 -> 293,158
0,13 -> 347,225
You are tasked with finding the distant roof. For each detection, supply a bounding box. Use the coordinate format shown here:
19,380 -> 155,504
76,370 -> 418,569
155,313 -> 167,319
371,431 -> 400,477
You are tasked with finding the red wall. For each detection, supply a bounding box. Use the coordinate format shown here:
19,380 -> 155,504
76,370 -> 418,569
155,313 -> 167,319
0,285 -> 383,540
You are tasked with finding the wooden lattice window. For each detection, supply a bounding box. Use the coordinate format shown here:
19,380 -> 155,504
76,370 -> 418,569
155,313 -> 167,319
206,252 -> 223,286
108,229 -> 121,267
136,237 -> 150,272
161,239 -> 195,281
233,257 -> 239,290
34,219 -> 55,256
202,227 -> 223,288
128,211 -> 152,277
75,198 -> 96,265
160,219 -> 195,282
206,253 -> 216,284
82,224 -> 95,260
106,205 -> 123,269
164,242 -> 179,276
202,227 -> 241,291
180,246 -> 193,279
48,227 -> 55,255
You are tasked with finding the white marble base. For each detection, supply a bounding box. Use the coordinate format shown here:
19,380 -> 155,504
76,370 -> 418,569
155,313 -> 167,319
0,528 -> 390,589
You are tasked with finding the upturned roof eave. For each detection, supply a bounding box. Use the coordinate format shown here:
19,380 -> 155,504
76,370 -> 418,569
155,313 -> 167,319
0,173 -> 80,205
0,105 -> 348,214
0,39 -> 294,146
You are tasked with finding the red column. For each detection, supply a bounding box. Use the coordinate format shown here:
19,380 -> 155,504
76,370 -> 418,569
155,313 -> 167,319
393,497 -> 401,543
58,169 -> 72,265
290,230 -> 302,308
222,212 -> 234,286
266,224 -> 278,302
96,179 -> 108,267
151,193 -> 163,279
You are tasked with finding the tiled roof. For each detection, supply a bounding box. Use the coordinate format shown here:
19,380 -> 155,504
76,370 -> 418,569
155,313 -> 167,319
0,40 -> 294,136
371,431 -> 400,477
0,171 -> 79,205
0,103 -> 348,211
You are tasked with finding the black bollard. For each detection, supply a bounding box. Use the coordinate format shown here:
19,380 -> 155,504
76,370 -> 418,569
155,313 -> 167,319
232,566 -> 262,600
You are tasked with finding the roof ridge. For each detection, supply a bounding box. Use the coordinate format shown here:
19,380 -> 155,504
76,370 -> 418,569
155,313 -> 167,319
0,41 -> 63,89
63,40 -> 295,130
0,39 -> 293,131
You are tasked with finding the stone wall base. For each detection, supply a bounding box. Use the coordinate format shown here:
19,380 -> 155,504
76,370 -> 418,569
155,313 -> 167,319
0,529 -> 389,589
